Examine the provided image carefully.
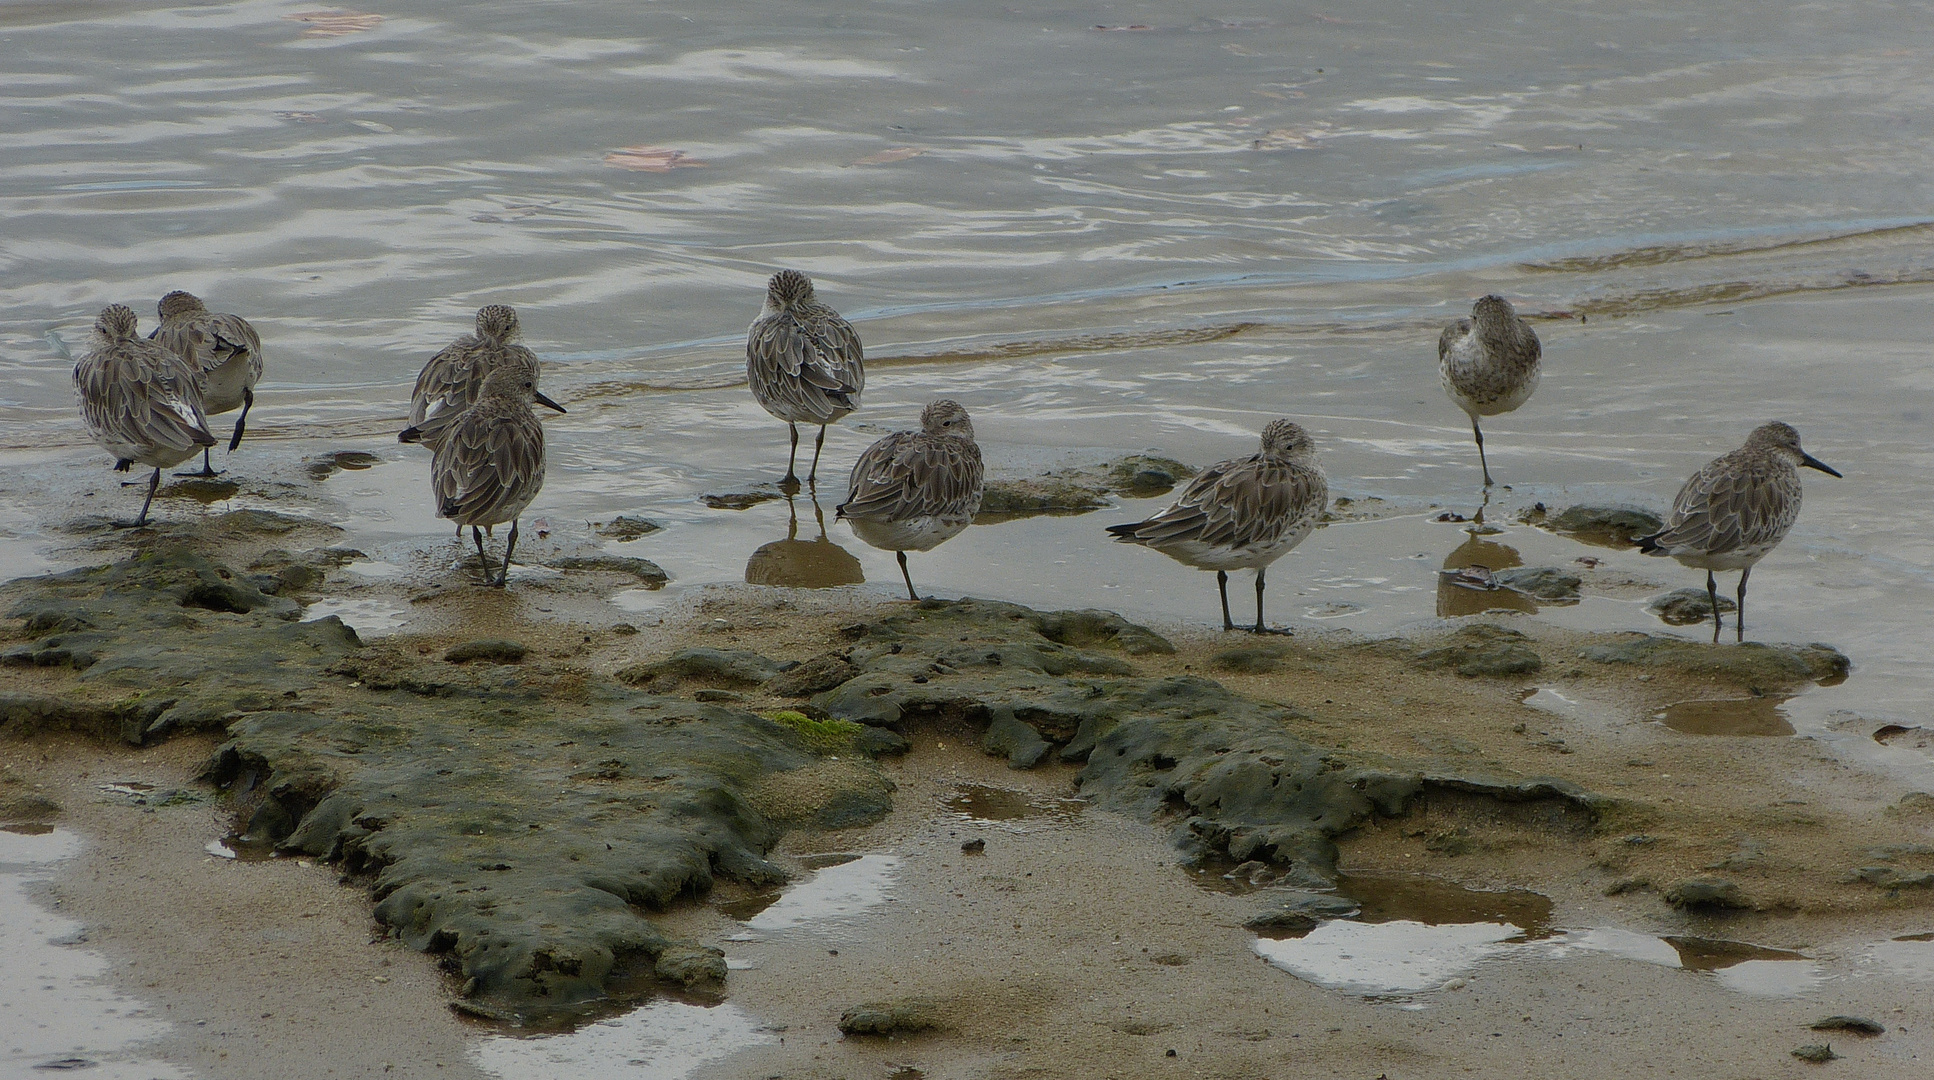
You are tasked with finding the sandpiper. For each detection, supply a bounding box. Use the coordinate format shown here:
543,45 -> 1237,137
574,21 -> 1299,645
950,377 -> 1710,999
1106,419 -> 1328,633
1637,421 -> 1840,643
1439,294 -> 1542,486
148,290 -> 263,476
836,400 -> 983,601
74,304 -> 218,527
425,365 -> 553,587
403,304 -> 564,451
747,269 -> 864,488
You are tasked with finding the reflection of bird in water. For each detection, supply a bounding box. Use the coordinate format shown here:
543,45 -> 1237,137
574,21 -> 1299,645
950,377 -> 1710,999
74,304 -> 218,527
837,400 -> 983,601
1106,419 -> 1327,633
417,365 -> 557,587
745,485 -> 865,588
746,270 -> 864,489
1637,421 -> 1840,643
148,290 -> 263,477
1436,535 -> 1537,618
404,305 -> 565,452
1439,294 -> 1541,487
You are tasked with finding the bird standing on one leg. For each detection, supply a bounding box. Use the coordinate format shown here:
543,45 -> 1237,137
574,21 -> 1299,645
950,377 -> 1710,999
74,304 -> 218,527
747,270 -> 864,490
426,365 -> 554,587
148,290 -> 263,477
1439,294 -> 1541,487
836,400 -> 982,601
1636,421 -> 1840,643
1106,420 -> 1328,634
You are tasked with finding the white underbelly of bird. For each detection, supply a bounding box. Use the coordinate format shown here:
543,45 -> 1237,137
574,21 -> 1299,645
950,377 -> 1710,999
846,514 -> 970,554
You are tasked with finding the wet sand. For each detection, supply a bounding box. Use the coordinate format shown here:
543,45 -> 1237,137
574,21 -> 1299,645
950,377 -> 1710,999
6,567 -> 1933,1079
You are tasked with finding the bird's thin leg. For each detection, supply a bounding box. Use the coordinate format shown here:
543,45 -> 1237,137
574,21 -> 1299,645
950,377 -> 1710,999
1735,566 -> 1751,644
1473,417 -> 1493,487
809,487 -> 830,539
783,423 -> 801,490
497,518 -> 519,588
1217,570 -> 1234,632
133,467 -> 161,526
807,424 -> 828,483
1254,569 -> 1267,633
897,550 -> 918,602
176,447 -> 219,477
1706,570 -> 1721,644
472,526 -> 494,585
228,386 -> 254,452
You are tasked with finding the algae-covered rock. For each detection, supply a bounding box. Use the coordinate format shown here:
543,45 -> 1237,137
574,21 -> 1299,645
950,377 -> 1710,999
975,455 -> 1196,523
808,598 -> 1596,886
1791,1044 -> 1837,1064
1647,588 -> 1736,626
1412,624 -> 1543,678
1542,504 -> 1663,547
1,547 -> 358,742
1663,877 -> 1752,910
444,640 -> 528,664
618,648 -> 786,690
546,555 -> 669,586
839,997 -> 943,1037
982,706 -> 1050,769
1811,1016 -> 1884,1036
1493,567 -> 1582,602
594,516 -> 664,542
1243,890 -> 1360,936
762,653 -> 859,697
1579,634 -> 1848,687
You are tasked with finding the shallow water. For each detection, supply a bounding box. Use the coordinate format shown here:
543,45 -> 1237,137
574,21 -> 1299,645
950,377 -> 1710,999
0,829 -> 185,1078
6,4 -> 1933,774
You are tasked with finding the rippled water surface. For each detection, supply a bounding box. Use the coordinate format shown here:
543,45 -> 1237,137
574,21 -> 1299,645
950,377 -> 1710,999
5,1 -> 1934,757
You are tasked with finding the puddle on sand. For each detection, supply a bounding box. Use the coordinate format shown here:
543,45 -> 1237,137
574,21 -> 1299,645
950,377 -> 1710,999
302,595 -> 410,636
1253,872 -> 1554,995
0,829 -> 187,1078
1867,935 -> 1934,981
944,783 -> 1085,823
731,853 -> 900,935
471,998 -> 775,1080
1436,535 -> 1538,618
1252,871 -> 1826,999
1656,697 -> 1795,737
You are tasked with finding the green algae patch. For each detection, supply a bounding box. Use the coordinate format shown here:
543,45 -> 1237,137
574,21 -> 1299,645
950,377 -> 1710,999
764,710 -> 864,754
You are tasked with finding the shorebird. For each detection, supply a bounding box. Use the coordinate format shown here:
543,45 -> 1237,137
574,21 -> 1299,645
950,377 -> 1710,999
148,291 -> 263,476
74,304 -> 218,527
1106,419 -> 1328,633
747,269 -> 864,488
422,365 -> 554,587
1439,294 -> 1542,487
403,304 -> 564,451
836,400 -> 983,601
1637,421 -> 1840,643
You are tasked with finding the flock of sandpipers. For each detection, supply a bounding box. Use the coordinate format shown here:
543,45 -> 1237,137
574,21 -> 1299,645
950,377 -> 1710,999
70,274 -> 1838,642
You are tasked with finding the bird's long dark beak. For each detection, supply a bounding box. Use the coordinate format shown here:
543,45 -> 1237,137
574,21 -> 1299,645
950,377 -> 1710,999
1800,452 -> 1841,478
534,391 -> 567,414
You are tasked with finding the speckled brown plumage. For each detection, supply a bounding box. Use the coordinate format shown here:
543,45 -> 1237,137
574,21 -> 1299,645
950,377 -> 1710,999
428,364 -> 552,587
149,290 -> 264,474
836,400 -> 982,601
1439,294 -> 1541,486
1637,421 -> 1841,642
75,304 -> 217,526
1107,419 -> 1327,633
747,270 -> 865,486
